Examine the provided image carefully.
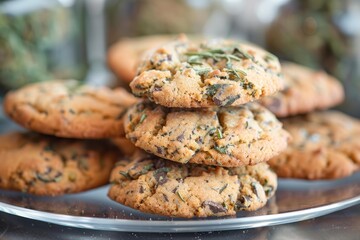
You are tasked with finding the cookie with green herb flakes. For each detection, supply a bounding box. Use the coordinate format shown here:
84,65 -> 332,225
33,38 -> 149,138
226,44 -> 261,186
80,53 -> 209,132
4,80 -> 138,139
0,132 -> 119,196
108,150 -> 277,218
259,62 -> 344,117
130,35 -> 283,108
108,35 -> 200,83
124,100 -> 290,167
269,111 -> 360,180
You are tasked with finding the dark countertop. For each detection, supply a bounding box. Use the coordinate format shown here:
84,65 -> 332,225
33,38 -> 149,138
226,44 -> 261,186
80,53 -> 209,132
0,203 -> 359,240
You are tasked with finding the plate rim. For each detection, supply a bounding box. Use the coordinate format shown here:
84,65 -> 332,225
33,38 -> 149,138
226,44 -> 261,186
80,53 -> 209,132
0,194 -> 359,232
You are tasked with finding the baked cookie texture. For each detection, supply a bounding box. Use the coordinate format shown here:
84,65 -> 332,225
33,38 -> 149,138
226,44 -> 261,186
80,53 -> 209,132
269,111 -> 360,179
130,35 -> 283,108
108,35 -> 182,83
108,150 -> 277,218
124,100 -> 290,167
0,132 -> 119,196
111,137 -> 137,156
4,80 -> 138,139
260,62 -> 344,117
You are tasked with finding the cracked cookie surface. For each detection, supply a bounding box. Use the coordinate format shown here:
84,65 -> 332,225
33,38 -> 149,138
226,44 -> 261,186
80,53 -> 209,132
4,80 -> 138,139
259,62 -> 344,117
108,150 -> 277,218
130,35 -> 283,108
269,111 -> 360,179
124,100 -> 290,167
0,132 -> 119,196
108,35 -> 183,83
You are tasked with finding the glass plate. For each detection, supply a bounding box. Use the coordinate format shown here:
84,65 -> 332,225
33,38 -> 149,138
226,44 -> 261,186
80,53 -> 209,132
0,172 -> 359,232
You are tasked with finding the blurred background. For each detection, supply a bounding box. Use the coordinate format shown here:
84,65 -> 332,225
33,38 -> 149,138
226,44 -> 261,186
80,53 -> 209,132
0,0 -> 360,116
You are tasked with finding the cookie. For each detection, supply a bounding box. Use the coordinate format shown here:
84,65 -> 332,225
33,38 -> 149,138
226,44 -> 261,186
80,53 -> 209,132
108,35 -> 181,83
111,137 -> 137,156
108,150 -> 277,218
0,132 -> 119,196
4,80 -> 138,139
259,62 -> 344,117
124,100 -> 290,167
130,35 -> 283,108
268,111 -> 360,179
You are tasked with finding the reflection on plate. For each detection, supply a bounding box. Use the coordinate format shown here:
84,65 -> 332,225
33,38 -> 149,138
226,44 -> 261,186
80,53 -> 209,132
0,172 -> 359,232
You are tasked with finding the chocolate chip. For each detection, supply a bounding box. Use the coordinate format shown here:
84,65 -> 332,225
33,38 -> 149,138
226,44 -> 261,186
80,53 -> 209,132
251,182 -> 261,198
163,193 -> 169,202
235,195 -> 251,210
154,171 -> 168,185
156,146 -> 164,155
139,185 -> 144,193
153,86 -> 162,92
202,201 -> 227,214
176,133 -> 185,142
267,97 -> 281,111
172,186 -> 179,193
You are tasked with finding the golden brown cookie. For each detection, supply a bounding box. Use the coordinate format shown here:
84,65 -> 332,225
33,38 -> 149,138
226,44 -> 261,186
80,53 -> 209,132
0,132 -> 119,196
108,150 -> 277,218
124,100 -> 290,167
130,35 -> 283,108
259,62 -> 344,117
268,111 -> 360,179
108,35 -> 181,83
4,80 -> 138,139
111,137 -> 137,156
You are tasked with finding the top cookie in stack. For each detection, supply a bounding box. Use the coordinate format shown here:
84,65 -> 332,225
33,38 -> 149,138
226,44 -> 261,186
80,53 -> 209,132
130,35 -> 283,108
124,35 -> 289,167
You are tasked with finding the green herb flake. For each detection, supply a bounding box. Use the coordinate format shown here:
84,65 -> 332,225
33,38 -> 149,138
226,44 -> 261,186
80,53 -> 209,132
193,66 -> 211,75
141,163 -> 154,174
264,185 -> 274,196
214,145 -> 228,154
206,84 -> 222,97
139,113 -> 147,124
54,175 -> 62,182
176,191 -> 186,202
219,183 -> 228,194
119,171 -> 131,179
153,167 -> 171,176
185,47 -> 242,65
233,47 -> 254,60
216,128 -> 223,139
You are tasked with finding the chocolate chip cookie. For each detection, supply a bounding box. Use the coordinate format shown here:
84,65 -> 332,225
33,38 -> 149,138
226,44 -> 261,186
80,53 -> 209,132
124,100 -> 290,167
108,150 -> 277,218
259,62 -> 344,117
4,80 -> 138,139
108,35 -> 181,83
269,111 -> 360,179
0,132 -> 119,196
130,35 -> 283,108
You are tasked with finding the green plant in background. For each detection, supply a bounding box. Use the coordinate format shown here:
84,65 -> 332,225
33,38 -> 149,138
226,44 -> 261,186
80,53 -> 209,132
266,0 -> 360,116
0,0 -> 86,90
266,0 -> 349,75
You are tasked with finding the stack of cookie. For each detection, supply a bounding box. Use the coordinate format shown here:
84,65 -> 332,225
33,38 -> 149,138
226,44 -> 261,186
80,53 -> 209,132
108,36 -> 290,217
260,63 -> 360,180
1,80 -> 138,196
